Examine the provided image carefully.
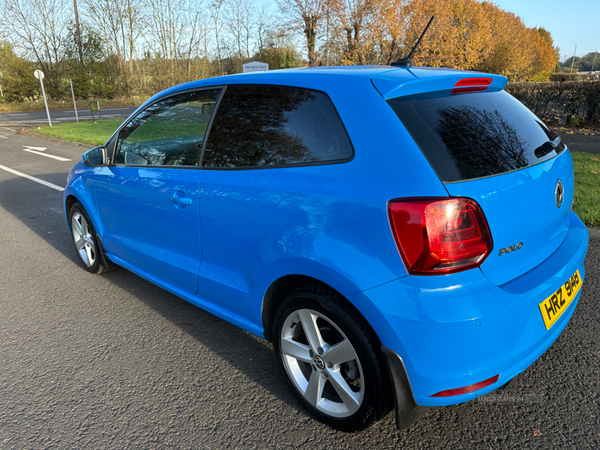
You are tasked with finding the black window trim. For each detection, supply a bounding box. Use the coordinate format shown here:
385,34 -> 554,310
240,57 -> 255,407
109,86 -> 226,169
199,83 -> 355,171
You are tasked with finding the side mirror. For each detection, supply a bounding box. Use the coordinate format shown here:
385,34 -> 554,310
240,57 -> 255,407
82,147 -> 107,167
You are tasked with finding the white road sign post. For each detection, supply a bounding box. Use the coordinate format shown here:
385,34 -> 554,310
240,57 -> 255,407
242,61 -> 269,73
0,71 -> 3,97
69,79 -> 79,122
34,69 -> 52,127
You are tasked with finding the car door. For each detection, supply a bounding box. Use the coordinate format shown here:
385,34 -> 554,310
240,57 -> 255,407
197,85 -> 356,319
94,88 -> 221,293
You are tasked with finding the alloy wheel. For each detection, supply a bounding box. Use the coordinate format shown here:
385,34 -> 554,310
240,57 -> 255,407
71,212 -> 96,267
280,308 -> 364,418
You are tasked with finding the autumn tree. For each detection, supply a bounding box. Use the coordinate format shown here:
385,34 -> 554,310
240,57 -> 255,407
403,0 -> 493,70
334,0 -> 377,64
526,28 -> 559,81
371,0 -> 410,65
402,0 -> 558,81
277,0 -> 328,66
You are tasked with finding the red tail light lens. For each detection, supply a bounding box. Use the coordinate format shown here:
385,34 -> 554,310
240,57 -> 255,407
388,198 -> 492,275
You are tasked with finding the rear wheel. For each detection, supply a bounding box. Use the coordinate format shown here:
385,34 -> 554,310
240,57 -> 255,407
69,202 -> 111,274
273,286 -> 391,432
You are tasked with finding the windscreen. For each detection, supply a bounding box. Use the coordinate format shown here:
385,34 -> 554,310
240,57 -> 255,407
387,90 -> 565,182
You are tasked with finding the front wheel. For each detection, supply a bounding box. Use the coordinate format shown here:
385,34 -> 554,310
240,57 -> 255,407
273,286 -> 391,432
69,202 -> 111,274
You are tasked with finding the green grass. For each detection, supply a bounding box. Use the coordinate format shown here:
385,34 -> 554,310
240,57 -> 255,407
126,120 -> 207,143
571,152 -> 600,228
34,119 -> 124,146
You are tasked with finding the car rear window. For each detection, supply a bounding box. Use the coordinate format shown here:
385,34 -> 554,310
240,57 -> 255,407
387,90 -> 565,182
202,85 -> 353,168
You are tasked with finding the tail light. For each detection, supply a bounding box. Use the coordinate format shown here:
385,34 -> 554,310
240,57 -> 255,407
388,197 -> 492,275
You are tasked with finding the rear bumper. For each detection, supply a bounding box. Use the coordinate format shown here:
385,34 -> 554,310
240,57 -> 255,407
358,211 -> 588,410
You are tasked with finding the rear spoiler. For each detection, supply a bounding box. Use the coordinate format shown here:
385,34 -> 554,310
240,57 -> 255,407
371,71 -> 508,100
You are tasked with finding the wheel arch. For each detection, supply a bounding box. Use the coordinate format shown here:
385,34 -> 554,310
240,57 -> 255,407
261,274 -> 382,347
65,194 -> 79,223
63,183 -> 102,236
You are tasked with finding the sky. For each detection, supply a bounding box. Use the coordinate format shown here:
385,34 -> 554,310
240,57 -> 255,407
491,0 -> 599,60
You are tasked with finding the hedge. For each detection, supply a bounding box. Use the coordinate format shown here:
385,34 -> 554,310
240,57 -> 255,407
506,80 -> 600,127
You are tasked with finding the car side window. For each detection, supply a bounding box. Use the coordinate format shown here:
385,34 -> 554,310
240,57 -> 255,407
202,85 -> 353,168
114,89 -> 221,167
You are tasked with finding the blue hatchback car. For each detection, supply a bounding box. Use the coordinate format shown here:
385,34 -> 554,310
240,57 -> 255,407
64,66 -> 589,432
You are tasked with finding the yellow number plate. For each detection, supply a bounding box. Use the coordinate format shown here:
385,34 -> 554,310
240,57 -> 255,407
539,270 -> 582,330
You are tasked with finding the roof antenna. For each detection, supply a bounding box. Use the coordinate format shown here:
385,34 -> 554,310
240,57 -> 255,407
390,16 -> 434,68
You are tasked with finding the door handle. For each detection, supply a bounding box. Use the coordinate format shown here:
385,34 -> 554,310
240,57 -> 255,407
171,191 -> 192,209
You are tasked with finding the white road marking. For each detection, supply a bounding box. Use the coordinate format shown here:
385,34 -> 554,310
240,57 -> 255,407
0,135 -> 7,139
23,149 -> 71,161
23,145 -> 47,151
0,164 -> 65,192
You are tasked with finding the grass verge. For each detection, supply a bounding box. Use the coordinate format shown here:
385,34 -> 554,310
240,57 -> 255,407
34,119 -> 124,146
30,123 -> 600,228
571,152 -> 600,228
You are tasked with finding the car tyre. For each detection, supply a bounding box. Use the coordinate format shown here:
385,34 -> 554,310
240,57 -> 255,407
273,285 -> 392,432
69,202 -> 111,274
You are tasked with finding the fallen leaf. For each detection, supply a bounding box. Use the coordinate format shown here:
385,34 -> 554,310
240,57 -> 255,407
592,171 -> 598,175
591,157 -> 599,161
533,429 -> 543,437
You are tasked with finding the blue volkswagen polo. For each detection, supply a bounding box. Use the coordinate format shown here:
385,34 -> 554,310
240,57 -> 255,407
64,66 -> 588,432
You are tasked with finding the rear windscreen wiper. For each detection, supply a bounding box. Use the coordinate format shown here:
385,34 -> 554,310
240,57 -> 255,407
534,137 -> 565,159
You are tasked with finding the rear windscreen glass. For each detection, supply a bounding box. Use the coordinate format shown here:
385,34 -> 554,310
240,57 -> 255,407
387,90 -> 564,182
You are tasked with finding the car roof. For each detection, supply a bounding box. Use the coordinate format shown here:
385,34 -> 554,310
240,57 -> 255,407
154,65 -> 479,92
142,65 -> 507,107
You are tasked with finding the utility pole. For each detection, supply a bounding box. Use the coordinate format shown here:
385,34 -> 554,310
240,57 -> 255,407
592,50 -> 598,72
570,44 -> 577,73
73,0 -> 84,64
325,0 -> 330,66
213,0 -> 224,75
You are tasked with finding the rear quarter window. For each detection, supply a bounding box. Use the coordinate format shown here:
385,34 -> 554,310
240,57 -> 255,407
387,90 -> 564,182
202,85 -> 353,168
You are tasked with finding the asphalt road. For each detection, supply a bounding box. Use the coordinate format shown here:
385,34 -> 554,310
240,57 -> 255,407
0,107 -> 137,126
561,134 -> 600,154
0,129 -> 599,449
